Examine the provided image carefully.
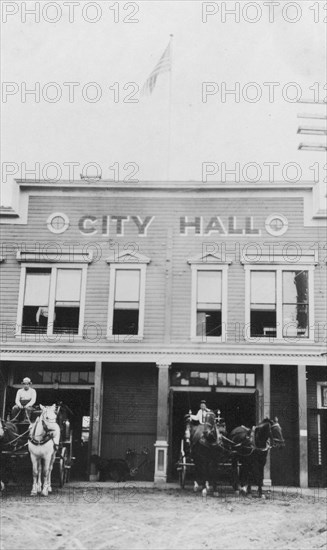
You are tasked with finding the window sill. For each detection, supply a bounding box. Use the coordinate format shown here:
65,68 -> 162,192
191,337 -> 225,344
245,337 -> 314,344
15,334 -> 84,342
106,335 -> 143,343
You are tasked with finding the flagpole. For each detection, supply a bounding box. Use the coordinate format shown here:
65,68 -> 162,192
167,34 -> 173,181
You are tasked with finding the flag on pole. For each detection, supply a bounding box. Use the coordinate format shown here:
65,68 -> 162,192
141,41 -> 171,95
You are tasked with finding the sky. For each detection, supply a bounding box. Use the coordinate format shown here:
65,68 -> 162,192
1,0 -> 326,205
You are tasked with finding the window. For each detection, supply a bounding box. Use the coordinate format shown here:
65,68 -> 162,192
250,271 -> 276,337
17,264 -> 87,337
112,269 -> 140,335
245,265 -> 314,340
22,268 -> 51,333
53,269 -> 82,334
282,271 -> 309,338
106,251 -> 150,340
196,271 -> 222,337
171,369 -> 255,388
189,260 -> 229,341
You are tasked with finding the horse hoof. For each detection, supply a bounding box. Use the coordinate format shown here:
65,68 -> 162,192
30,491 -> 37,496
202,488 -> 207,498
48,487 -> 52,493
0,481 -> 5,492
193,482 -> 199,493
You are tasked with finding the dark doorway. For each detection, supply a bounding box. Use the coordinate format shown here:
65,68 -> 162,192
320,411 -> 327,487
169,391 -> 256,481
5,387 -> 91,481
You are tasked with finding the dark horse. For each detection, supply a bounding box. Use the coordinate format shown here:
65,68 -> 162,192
0,418 -> 21,488
187,411 -> 229,496
229,417 -> 285,498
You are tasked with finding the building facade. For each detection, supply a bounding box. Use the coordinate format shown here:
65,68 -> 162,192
0,179 -> 326,487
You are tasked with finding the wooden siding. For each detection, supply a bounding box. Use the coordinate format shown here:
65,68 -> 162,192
101,363 -> 158,481
0,194 -> 326,347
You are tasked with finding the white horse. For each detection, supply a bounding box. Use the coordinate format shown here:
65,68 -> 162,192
28,404 -> 60,496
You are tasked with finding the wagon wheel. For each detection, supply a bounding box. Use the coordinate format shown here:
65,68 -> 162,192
178,439 -> 187,489
231,458 -> 240,491
58,447 -> 67,488
63,430 -> 73,484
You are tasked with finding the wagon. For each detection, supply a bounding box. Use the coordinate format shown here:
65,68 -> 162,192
176,433 -> 241,490
1,405 -> 74,488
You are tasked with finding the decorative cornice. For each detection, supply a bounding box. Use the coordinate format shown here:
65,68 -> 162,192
17,250 -> 93,264
187,252 -> 232,265
16,179 -> 316,191
106,251 -> 150,264
0,347 -> 324,359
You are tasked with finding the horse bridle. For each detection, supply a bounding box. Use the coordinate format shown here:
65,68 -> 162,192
270,421 -> 284,447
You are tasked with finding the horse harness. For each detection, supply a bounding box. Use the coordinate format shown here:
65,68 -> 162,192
29,415 -> 56,447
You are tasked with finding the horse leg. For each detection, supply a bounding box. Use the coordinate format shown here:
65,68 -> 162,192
41,455 -> 51,496
48,450 -> 56,493
30,456 -> 39,496
37,459 -> 42,493
239,463 -> 249,496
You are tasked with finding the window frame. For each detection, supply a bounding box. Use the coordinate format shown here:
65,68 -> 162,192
16,263 -> 88,339
106,263 -> 147,341
190,264 -> 229,343
244,264 -> 315,342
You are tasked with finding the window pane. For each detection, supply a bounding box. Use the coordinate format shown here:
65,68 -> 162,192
250,311 -> 276,337
217,373 -> 226,386
283,304 -> 309,337
56,269 -> 82,302
54,306 -> 80,334
197,271 -> 222,304
113,309 -> 139,335
196,310 -> 221,337
251,272 -> 276,305
283,271 -> 308,304
245,374 -> 255,387
226,373 -> 236,386
115,270 -> 140,302
236,373 -> 245,386
24,272 -> 50,306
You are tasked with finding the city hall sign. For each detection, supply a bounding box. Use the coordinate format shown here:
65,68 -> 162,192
46,213 -> 289,237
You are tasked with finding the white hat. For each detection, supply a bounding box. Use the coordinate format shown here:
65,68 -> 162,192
22,377 -> 32,384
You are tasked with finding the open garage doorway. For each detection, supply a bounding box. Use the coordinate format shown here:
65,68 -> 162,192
5,386 -> 91,481
169,390 -> 256,481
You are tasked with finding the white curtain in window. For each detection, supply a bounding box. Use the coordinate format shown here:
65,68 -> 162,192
24,273 -> 50,306
251,271 -> 276,305
197,271 -> 221,304
115,270 -> 140,302
56,269 -> 81,302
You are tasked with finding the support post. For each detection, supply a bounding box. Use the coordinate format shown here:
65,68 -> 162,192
298,364 -> 308,488
90,361 -> 103,481
154,360 -> 171,483
263,364 -> 271,487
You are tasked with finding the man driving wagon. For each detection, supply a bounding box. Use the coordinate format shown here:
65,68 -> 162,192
11,377 -> 37,422
185,400 -> 226,445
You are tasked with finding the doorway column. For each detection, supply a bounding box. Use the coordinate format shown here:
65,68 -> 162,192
154,360 -> 171,483
89,361 -> 103,481
263,363 -> 271,487
298,364 -> 308,488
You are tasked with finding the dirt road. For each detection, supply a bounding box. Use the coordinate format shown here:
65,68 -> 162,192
1,486 -> 326,550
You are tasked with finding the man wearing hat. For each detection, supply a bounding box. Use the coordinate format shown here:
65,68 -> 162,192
189,400 -> 211,424
12,377 -> 37,421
